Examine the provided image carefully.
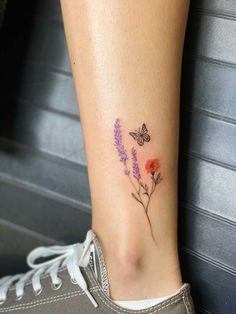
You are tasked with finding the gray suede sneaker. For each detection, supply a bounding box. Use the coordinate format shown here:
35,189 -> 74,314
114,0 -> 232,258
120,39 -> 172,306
0,231 -> 195,313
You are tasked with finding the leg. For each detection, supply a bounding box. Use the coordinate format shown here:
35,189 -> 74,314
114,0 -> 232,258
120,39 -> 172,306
61,0 -> 189,300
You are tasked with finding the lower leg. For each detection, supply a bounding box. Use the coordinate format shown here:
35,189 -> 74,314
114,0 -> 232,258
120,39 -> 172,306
61,0 -> 189,300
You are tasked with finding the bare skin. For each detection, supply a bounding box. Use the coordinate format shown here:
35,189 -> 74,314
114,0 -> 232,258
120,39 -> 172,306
60,0 -> 190,300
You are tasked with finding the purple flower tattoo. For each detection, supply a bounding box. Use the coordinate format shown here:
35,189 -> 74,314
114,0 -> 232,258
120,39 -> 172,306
114,118 -> 128,165
131,147 -> 141,181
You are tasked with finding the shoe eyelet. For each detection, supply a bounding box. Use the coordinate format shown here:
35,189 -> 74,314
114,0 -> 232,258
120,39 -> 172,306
0,299 -> 6,305
70,277 -> 77,285
34,287 -> 43,296
51,279 -> 62,291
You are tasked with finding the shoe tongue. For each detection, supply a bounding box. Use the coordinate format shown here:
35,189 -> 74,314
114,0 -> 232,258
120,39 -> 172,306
89,233 -> 110,296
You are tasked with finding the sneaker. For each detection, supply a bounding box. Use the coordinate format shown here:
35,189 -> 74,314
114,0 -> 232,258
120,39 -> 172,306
0,230 -> 195,313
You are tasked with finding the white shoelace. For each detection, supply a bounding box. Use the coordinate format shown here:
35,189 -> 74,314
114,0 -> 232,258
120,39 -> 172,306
0,230 -> 98,307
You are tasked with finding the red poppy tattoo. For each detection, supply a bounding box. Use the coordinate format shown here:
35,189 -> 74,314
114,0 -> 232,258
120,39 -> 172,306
145,159 -> 160,174
114,118 -> 162,240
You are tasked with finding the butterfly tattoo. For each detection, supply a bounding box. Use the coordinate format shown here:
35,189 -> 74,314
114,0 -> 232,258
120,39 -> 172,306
129,123 -> 151,146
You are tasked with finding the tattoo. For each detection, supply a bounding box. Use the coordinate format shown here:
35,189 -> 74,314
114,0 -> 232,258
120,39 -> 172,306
114,118 -> 162,241
129,123 -> 151,146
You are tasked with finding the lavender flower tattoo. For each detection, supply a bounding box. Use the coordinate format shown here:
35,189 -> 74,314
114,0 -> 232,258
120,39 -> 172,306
114,118 -> 162,240
114,118 -> 128,165
131,147 -> 141,181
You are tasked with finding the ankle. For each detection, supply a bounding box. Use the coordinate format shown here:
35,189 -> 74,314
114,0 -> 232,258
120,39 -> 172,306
104,242 -> 183,300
